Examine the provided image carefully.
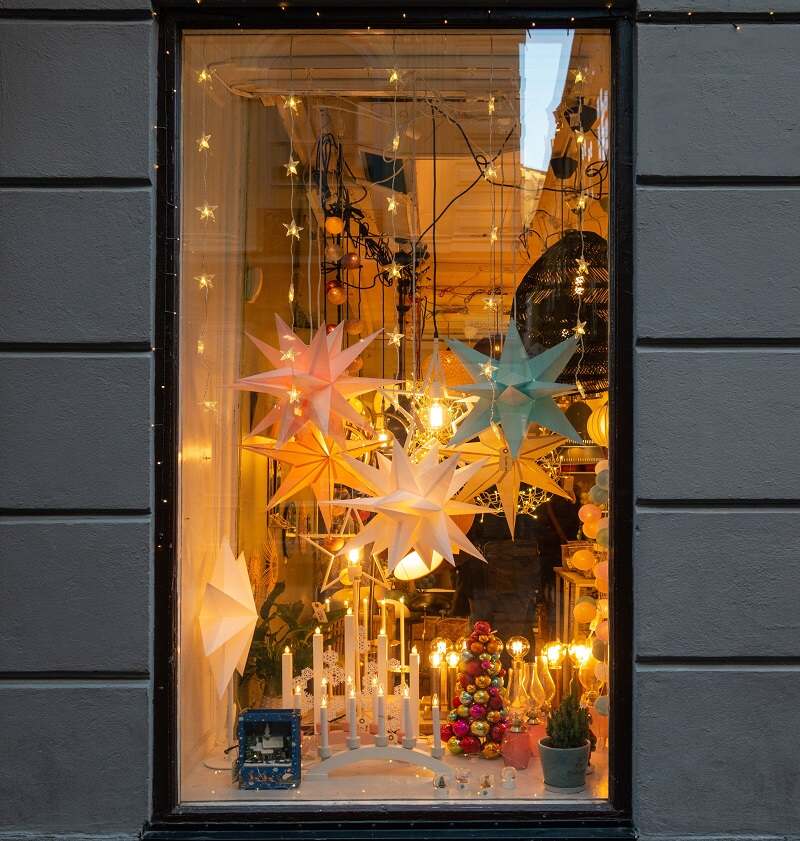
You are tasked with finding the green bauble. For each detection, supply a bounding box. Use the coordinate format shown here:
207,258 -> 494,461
448,710 -> 459,722
447,736 -> 463,755
457,704 -> 470,718
470,719 -> 490,738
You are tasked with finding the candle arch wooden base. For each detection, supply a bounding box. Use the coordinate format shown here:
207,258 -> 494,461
305,744 -> 452,781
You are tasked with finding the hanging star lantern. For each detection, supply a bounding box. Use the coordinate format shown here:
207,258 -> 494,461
234,316 -> 394,444
283,219 -> 303,239
445,321 -> 580,457
337,440 -> 490,572
284,156 -> 299,176
243,426 -> 382,530
198,539 -> 258,698
443,427 -> 573,537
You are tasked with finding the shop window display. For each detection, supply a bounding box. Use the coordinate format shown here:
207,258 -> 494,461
179,27 -> 613,805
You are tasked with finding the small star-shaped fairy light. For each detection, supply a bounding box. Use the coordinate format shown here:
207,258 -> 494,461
387,195 -> 398,214
391,133 -> 400,152
488,95 -> 496,115
197,68 -> 212,84
443,427 -> 573,537
386,262 -> 402,280
388,68 -> 400,85
282,94 -> 301,113
483,294 -> 500,311
338,440 -> 490,572
445,321 -> 580,457
387,330 -> 404,348
284,156 -> 299,176
483,162 -> 497,180
479,360 -> 497,379
283,219 -> 303,239
197,133 -> 211,152
280,347 -> 299,362
489,225 -> 498,243
195,272 -> 214,290
576,257 -> 589,274
234,316 -> 394,444
197,202 -> 217,222
243,426 -> 382,530
573,320 -> 587,337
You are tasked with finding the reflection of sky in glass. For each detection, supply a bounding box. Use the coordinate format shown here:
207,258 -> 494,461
519,30 -> 574,172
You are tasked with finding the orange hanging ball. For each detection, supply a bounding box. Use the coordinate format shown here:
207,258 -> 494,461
571,548 -> 595,571
573,596 -> 597,624
582,519 -> 601,539
596,619 -> 610,642
324,216 -> 345,236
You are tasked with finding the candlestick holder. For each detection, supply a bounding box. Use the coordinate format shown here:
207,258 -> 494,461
346,735 -> 360,751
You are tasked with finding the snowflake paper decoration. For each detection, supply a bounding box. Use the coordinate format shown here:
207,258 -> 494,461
234,316 -> 394,444
445,322 -> 581,457
322,648 -> 339,668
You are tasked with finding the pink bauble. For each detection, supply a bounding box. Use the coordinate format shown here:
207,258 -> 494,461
466,660 -> 481,677
460,735 -> 481,754
440,723 -> 454,741
488,686 -> 500,698
473,620 -> 492,635
470,703 -> 486,719
579,504 -> 602,523
452,719 -> 470,738
480,659 -> 492,671
594,561 -> 609,583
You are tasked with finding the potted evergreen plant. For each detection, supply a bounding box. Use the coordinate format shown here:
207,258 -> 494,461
538,682 -> 591,791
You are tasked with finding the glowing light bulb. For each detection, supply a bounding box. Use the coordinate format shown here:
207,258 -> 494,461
479,360 -> 496,379
196,338 -> 205,355
445,649 -> 460,668
483,294 -> 499,311
347,548 -> 362,564
575,194 -> 588,211
288,387 -> 301,404
576,257 -> 589,274
573,320 -> 587,336
428,400 -> 446,430
574,70 -> 585,84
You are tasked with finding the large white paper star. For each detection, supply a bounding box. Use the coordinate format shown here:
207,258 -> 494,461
443,428 -> 573,536
198,539 -> 258,698
446,322 -> 580,457
338,440 -> 490,572
234,316 -> 394,444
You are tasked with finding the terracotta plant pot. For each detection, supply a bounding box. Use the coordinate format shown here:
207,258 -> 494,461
538,738 -> 590,791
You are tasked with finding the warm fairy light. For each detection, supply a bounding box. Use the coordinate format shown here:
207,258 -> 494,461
573,320 -> 587,336
435,639 -> 447,654
574,70 -> 585,84
196,202 -> 217,222
574,274 -> 586,296
488,95 -> 496,115
387,262 -> 402,280
280,347 -> 298,362
575,194 -> 588,211
545,640 -> 566,667
428,400 -> 446,430
430,651 -> 442,668
569,641 -> 592,666
479,360 -> 497,379
284,645 -> 290,654
324,598 -> 331,610
314,626 -> 321,635
196,133 -> 211,152
386,195 -> 398,214
197,68 -> 212,84
281,94 -> 301,113
371,675 -> 378,688
195,272 -> 214,290
288,283 -> 295,303
288,387 -> 301,404
391,133 -> 400,152
201,399 -> 218,412
489,225 -> 498,243
388,68 -> 400,84
432,693 -> 439,708
483,294 -> 499,311
378,430 -> 390,444
347,547 -> 362,564
346,607 -> 353,615
445,649 -> 460,668
196,339 -> 205,355
283,219 -> 302,239
483,163 -> 497,180
378,684 -> 385,697
576,257 -> 589,274
387,330 -> 404,347
284,156 -> 299,176
576,131 -> 585,145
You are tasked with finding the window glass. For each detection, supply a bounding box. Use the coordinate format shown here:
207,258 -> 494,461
179,27 -> 612,805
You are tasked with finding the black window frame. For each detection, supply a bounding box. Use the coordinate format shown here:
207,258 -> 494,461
149,3 -> 634,837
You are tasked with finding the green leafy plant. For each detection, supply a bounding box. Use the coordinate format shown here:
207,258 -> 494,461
545,681 -> 591,749
240,581 -> 346,703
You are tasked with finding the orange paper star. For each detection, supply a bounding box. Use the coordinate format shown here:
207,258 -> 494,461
243,426 -> 382,530
443,427 -> 573,536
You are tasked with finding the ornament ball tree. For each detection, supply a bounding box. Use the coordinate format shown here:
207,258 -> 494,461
441,620 -> 509,759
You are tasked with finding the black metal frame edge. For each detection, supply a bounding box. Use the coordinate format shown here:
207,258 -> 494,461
148,7 -> 635,837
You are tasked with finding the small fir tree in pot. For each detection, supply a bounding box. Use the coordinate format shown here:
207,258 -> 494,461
538,681 -> 592,790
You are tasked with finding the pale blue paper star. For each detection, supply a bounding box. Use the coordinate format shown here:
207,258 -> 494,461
445,323 -> 580,456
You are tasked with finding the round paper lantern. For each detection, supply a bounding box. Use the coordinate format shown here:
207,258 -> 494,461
593,561 -> 609,587
340,251 -> 361,270
587,399 -> 609,447
592,638 -> 607,660
324,215 -> 345,236
594,695 -> 610,716
571,548 -> 595,571
326,281 -> 346,305
579,504 -> 602,524
596,525 -> 610,549
582,518 -> 601,539
344,318 -> 364,336
325,243 -> 343,263
596,619 -> 609,641
589,484 -> 608,505
573,596 -> 597,624
594,459 -> 609,474
596,597 -> 609,618
421,347 -> 470,387
393,550 -> 443,581
594,661 -> 609,683
596,469 -> 609,490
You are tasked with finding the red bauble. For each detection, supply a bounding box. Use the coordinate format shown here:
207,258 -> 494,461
469,703 -> 486,719
340,251 -> 361,270
458,674 -> 470,689
469,641 -> 484,655
459,735 -> 481,754
465,660 -> 481,677
473,620 -> 492,635
451,696 -> 462,710
489,696 -> 503,711
440,723 -> 454,741
490,724 -> 505,742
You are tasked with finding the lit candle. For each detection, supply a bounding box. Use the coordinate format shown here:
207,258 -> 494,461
409,645 -> 420,739
431,694 -> 443,758
376,684 -> 387,746
319,694 -> 330,759
293,683 -> 302,713
377,628 -> 389,696
312,626 -> 323,734
344,608 -> 356,692
399,596 -> 406,681
281,645 -> 293,709
401,684 -> 413,749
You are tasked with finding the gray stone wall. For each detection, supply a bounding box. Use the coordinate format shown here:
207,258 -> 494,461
0,2 -> 798,840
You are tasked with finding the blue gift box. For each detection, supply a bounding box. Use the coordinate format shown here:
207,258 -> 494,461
236,708 -> 302,790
